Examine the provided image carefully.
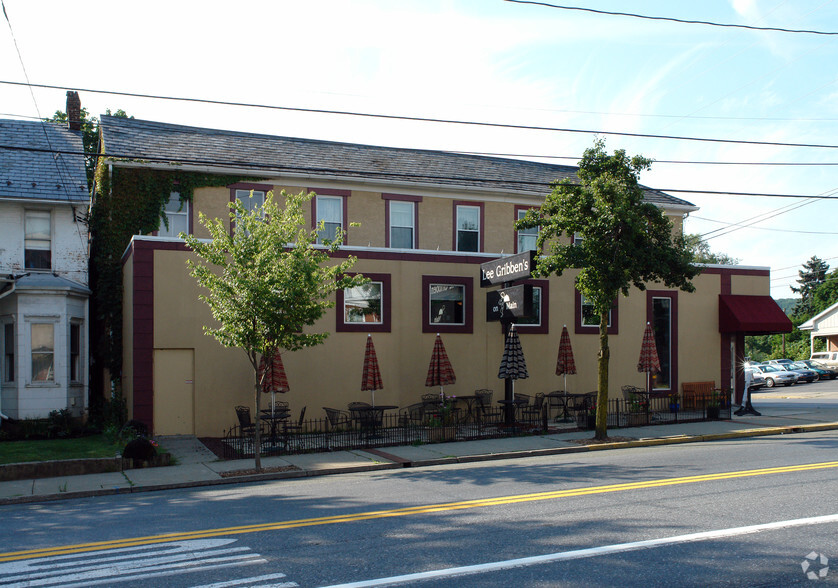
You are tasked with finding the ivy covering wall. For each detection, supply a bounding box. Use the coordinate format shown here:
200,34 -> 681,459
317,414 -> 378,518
89,162 -> 253,391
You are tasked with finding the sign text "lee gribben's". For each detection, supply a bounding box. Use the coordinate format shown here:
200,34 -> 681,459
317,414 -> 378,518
480,250 -> 535,287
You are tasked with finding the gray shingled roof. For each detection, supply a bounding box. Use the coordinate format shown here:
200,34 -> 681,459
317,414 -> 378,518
99,116 -> 695,209
0,120 -> 89,203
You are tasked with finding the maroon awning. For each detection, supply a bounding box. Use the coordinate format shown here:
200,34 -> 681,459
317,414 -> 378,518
718,295 -> 793,335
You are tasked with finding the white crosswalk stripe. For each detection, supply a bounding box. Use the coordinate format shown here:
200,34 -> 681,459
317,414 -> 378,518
0,538 -> 296,587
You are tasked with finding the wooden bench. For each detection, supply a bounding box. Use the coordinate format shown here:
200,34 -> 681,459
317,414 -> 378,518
681,381 -> 715,410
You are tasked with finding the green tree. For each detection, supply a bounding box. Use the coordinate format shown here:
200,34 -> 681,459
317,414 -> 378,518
684,233 -> 739,265
517,139 -> 698,440
182,190 -> 366,470
47,107 -> 131,188
791,256 -> 828,317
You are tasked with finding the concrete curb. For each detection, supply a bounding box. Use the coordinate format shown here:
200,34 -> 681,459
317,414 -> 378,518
3,422 -> 838,505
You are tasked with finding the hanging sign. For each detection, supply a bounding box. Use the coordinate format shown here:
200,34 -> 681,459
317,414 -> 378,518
480,250 -> 535,287
486,284 -> 533,322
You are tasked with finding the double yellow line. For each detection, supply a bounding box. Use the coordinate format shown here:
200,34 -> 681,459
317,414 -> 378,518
4,460 -> 838,563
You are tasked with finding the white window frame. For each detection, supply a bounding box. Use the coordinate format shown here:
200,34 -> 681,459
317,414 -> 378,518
235,189 -> 265,214
516,286 -> 542,327
24,210 -> 52,271
316,195 -> 343,244
516,209 -> 538,253
581,295 -> 611,328
389,201 -> 415,249
158,192 -> 189,238
343,282 -> 384,324
456,205 -> 480,252
29,321 -> 55,384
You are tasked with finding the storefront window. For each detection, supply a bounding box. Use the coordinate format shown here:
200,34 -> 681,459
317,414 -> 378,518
344,282 -> 383,324
430,284 -> 465,325
652,297 -> 672,390
581,295 -> 611,328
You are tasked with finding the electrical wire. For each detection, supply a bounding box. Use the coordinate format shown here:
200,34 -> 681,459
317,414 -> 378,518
3,80 -> 838,151
503,0 -> 838,36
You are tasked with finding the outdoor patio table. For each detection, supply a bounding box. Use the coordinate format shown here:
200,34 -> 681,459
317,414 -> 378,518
546,391 -> 572,422
260,408 -> 290,441
453,395 -> 479,423
497,398 -> 527,423
351,405 -> 398,438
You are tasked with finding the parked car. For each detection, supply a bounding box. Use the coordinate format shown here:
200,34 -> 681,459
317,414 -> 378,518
745,368 -> 766,391
811,351 -> 838,368
748,364 -> 799,387
767,359 -> 794,367
798,360 -> 838,380
783,362 -> 819,383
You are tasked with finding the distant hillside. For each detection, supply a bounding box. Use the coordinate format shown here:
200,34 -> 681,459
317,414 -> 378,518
776,298 -> 797,315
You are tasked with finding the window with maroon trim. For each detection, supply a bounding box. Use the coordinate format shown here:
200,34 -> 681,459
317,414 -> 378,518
311,188 -> 350,245
383,194 -> 421,249
228,183 -> 271,235
647,290 -> 678,394
337,273 -> 391,333
157,192 -> 190,238
515,207 -> 538,254
515,279 -> 549,334
574,291 -> 619,335
422,275 -> 473,333
454,202 -> 482,252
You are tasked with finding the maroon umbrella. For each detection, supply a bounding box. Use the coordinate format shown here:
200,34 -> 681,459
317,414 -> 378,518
259,352 -> 289,415
426,333 -> 456,397
556,325 -> 577,392
637,322 -> 661,393
361,334 -> 383,406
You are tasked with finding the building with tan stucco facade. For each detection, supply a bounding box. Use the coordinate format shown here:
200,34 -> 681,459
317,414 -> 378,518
98,116 -> 790,437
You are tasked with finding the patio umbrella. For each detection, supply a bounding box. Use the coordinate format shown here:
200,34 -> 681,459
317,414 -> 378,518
425,333 -> 456,398
361,334 -> 383,406
637,321 -> 661,394
556,324 -> 576,392
258,351 -> 289,416
498,324 -> 529,383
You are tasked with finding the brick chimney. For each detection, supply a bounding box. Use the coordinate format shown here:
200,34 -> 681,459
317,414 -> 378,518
66,91 -> 81,131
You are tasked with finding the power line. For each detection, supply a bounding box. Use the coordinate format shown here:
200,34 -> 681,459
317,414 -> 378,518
453,150 -> 838,166
504,0 -> 838,36
4,80 -> 838,151
691,216 -> 838,235
5,142 -> 837,201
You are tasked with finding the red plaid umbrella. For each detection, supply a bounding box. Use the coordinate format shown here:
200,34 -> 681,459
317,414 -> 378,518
426,333 -> 456,396
361,334 -> 383,406
258,351 -> 289,415
637,322 -> 661,393
556,325 -> 576,392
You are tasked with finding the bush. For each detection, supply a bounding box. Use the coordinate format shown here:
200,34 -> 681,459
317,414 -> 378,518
123,437 -> 157,462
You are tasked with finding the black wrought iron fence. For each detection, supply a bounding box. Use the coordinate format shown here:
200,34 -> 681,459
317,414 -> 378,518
221,393 -> 731,458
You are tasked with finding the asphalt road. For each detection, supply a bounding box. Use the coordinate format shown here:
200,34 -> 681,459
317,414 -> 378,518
3,421 -> 838,587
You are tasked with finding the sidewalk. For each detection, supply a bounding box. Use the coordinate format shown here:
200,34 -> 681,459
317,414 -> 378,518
3,402 -> 838,505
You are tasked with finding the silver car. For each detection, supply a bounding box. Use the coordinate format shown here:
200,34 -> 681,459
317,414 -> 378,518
749,364 -> 798,387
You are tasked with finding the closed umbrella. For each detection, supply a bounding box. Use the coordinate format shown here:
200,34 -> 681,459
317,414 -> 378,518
426,333 -> 456,398
258,351 -> 289,416
498,324 -> 529,382
556,324 -> 576,392
361,334 -> 383,406
637,321 -> 661,394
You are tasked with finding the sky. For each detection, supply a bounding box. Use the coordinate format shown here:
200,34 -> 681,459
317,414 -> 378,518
2,0 -> 836,299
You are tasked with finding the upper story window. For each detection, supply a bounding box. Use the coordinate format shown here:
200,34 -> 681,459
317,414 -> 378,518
24,210 -> 51,270
3,323 -> 13,383
31,322 -> 54,382
158,192 -> 190,238
390,201 -> 415,249
516,208 -> 538,253
316,195 -> 343,244
456,204 -> 481,252
235,189 -> 265,214
572,232 -> 584,246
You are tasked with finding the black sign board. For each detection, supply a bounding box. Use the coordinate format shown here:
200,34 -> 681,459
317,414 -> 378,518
486,284 -> 534,322
480,250 -> 535,287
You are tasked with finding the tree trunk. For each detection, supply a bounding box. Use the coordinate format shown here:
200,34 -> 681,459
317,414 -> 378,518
253,363 -> 262,472
595,309 -> 610,440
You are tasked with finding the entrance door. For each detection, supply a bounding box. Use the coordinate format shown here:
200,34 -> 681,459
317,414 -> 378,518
153,349 -> 195,435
